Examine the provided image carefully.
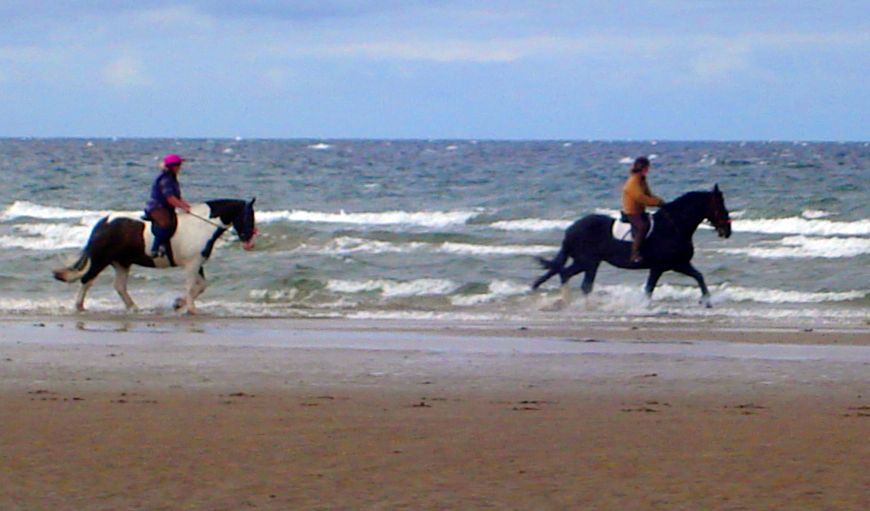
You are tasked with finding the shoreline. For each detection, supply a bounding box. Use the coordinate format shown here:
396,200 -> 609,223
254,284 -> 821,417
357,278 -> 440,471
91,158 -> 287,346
2,316 -> 868,510
5,314 -> 870,345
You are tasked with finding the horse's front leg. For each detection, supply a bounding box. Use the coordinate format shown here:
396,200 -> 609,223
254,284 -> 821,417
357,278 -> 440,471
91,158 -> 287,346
644,267 -> 665,300
178,263 -> 205,314
673,262 -> 711,307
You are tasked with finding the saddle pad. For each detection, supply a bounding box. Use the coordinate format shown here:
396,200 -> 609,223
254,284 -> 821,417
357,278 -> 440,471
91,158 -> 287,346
612,215 -> 655,242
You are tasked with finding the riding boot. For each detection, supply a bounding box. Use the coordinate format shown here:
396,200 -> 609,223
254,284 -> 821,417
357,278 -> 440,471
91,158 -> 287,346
150,227 -> 170,258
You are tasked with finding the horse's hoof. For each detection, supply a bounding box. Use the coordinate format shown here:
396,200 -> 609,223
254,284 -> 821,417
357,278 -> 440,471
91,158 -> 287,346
173,298 -> 186,310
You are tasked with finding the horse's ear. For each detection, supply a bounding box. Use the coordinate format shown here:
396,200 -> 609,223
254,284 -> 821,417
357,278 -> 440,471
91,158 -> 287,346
713,183 -> 720,193
249,197 -> 256,206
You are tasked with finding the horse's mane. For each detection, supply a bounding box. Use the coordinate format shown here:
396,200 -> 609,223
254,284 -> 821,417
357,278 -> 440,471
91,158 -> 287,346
660,191 -> 710,213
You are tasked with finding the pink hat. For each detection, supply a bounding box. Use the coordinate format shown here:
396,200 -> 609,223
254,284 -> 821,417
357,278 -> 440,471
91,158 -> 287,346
163,154 -> 184,167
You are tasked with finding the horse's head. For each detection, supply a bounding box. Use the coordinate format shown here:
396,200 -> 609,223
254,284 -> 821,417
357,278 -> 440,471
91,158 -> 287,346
232,198 -> 257,250
707,184 -> 731,238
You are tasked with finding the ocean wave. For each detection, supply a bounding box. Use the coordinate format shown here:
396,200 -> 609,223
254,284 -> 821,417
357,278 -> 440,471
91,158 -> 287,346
490,219 -> 573,231
451,280 -> 530,306
802,209 -> 833,219
326,278 -> 459,298
716,235 -> 870,259
602,283 -> 866,304
317,237 -> 554,256
490,212 -> 869,236
0,223 -> 92,250
0,201 -> 121,222
733,217 -> 870,236
257,209 -> 479,228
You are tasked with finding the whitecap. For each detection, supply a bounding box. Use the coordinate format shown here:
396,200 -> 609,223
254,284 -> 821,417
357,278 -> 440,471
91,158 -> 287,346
801,209 -> 832,219
733,217 -> 870,236
716,235 -> 870,259
327,278 -> 459,298
257,209 -> 479,228
0,223 -> 91,250
438,242 -> 553,256
489,218 -> 572,231
308,143 -> 331,150
316,237 -> 555,256
451,280 -> 529,306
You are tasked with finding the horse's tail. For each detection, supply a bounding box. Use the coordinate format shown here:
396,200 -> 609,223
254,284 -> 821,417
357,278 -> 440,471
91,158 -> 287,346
532,248 -> 569,290
53,252 -> 91,283
52,217 -> 105,282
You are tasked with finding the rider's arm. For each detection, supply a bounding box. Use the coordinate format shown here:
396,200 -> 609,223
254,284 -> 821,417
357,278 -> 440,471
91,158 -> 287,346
625,181 -> 664,207
167,195 -> 192,213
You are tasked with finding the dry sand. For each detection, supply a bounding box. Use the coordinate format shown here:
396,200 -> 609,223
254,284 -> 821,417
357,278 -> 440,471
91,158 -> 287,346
0,318 -> 868,510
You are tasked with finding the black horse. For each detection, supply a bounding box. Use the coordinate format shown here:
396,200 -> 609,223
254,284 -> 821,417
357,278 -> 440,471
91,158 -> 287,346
532,185 -> 731,307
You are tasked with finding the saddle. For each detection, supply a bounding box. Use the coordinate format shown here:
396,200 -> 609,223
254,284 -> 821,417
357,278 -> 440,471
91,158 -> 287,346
611,212 -> 654,242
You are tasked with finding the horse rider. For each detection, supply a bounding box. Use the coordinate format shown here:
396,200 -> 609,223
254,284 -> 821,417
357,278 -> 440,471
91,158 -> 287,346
145,154 -> 191,259
622,156 -> 665,263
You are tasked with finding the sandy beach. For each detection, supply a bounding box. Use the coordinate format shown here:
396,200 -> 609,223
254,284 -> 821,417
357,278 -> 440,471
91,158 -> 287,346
1,317 -> 868,510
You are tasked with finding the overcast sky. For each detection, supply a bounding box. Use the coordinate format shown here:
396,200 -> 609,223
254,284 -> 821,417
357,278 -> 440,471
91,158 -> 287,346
1,1 -> 867,140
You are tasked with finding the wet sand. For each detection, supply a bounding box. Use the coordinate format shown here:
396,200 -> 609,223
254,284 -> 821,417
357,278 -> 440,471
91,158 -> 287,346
1,318 -> 868,510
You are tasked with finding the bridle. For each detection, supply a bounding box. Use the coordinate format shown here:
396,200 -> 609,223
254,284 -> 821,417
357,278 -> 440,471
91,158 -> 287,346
186,209 -> 257,242
708,194 -> 731,232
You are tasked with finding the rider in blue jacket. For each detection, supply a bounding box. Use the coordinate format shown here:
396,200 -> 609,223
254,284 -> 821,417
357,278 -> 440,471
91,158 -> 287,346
145,154 -> 191,259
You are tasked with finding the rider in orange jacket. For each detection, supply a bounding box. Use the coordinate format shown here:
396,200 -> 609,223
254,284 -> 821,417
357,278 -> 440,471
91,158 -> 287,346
622,157 -> 665,263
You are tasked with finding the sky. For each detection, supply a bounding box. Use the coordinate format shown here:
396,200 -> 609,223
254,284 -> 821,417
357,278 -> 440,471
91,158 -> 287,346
0,1 -> 867,141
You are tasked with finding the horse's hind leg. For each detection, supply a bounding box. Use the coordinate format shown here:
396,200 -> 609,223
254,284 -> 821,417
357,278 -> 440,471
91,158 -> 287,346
75,260 -> 110,311
111,263 -> 137,311
75,280 -> 94,312
555,261 -> 587,307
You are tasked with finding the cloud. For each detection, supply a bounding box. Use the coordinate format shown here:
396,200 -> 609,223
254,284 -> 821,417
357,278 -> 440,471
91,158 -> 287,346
102,56 -> 152,87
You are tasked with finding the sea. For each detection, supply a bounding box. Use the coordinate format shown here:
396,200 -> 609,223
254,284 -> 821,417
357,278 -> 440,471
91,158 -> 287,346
0,138 -> 867,327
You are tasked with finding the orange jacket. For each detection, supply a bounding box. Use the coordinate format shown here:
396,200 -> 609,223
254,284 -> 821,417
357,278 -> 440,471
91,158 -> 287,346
622,173 -> 664,214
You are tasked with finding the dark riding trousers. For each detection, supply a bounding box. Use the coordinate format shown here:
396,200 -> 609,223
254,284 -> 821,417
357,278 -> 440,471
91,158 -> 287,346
625,212 -> 650,241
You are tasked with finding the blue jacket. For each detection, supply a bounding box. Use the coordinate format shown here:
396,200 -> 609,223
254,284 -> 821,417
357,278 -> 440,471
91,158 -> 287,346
146,171 -> 181,212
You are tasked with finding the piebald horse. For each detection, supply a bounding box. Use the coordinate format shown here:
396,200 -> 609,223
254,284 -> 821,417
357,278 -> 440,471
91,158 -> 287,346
533,185 -> 731,308
54,198 -> 257,314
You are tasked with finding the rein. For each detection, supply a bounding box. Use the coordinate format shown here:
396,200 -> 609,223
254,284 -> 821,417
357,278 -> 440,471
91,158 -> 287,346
185,210 -> 226,228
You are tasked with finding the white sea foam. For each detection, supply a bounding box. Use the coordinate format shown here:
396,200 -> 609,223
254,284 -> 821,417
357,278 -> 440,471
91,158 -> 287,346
257,209 -> 479,228
317,237 -> 554,256
0,201 -> 121,222
591,283 -> 865,304
733,217 -> 870,236
490,210 -> 622,232
327,278 -> 459,298
802,209 -> 832,219
490,219 -> 572,231
717,236 -> 870,259
451,280 -> 529,306
308,143 -> 332,150
0,223 -> 91,250
438,242 -> 553,256
323,237 -> 429,254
